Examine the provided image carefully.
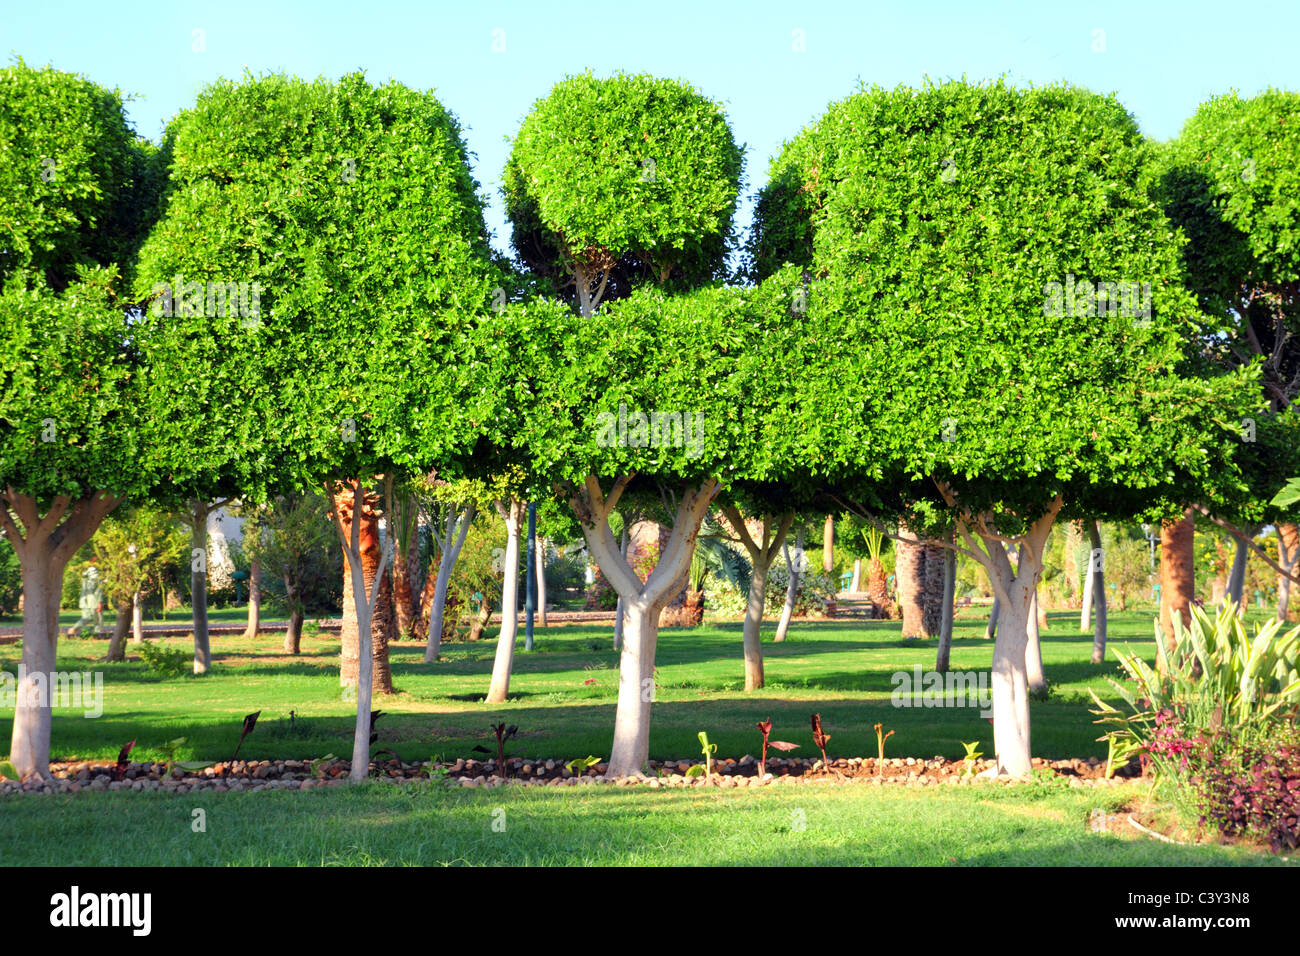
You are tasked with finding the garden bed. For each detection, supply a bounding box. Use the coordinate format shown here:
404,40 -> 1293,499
2,753 -> 1144,795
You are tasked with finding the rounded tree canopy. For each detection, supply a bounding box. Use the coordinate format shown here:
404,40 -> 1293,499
1158,89 -> 1300,313
0,61 -> 160,504
0,58 -> 158,294
753,79 -> 1259,526
134,71 -> 501,497
504,72 -> 744,298
473,283 -> 811,502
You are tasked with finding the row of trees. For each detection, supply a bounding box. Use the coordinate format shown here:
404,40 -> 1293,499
3,60 -> 1297,781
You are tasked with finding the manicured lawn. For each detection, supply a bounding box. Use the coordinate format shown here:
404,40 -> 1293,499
0,604 -> 1250,766
0,779 -> 1284,866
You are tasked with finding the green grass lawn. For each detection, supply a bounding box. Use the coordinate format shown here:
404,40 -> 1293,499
0,779 -> 1284,866
0,604 -> 1241,766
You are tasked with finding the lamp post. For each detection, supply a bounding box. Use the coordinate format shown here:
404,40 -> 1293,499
525,501 -> 537,652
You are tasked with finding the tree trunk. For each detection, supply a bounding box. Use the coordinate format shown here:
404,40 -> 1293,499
742,554 -> 771,691
131,591 -> 143,644
242,558 -> 261,639
536,534 -> 549,627
955,495 -> 1061,777
485,499 -> 524,704
1088,520 -> 1107,663
849,557 -> 862,594
337,483 -> 392,694
468,595 -> 493,642
285,607 -> 303,654
5,490 -> 119,781
189,501 -> 211,675
1277,523 -> 1299,622
822,515 -> 834,574
1080,534 -> 1095,632
775,527 -> 804,643
1160,508 -> 1195,649
936,543 -> 956,672
424,503 -> 475,663
985,595 -> 999,639
1026,586 -> 1046,696
571,476 -> 717,777
106,605 -> 130,662
896,526 -> 928,637
1226,537 -> 1248,614
613,524 -> 630,652
866,556 -> 889,614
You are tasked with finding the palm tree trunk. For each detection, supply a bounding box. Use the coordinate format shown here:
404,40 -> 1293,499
1160,508 -> 1196,651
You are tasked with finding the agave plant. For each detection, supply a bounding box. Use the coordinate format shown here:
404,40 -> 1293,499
1090,602 -> 1300,778
691,518 -> 752,594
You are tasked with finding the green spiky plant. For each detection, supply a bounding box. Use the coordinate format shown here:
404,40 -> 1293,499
697,731 -> 718,778
960,741 -> 983,779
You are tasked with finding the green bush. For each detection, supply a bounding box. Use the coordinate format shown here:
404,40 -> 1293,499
0,534 -> 21,615
136,641 -> 191,678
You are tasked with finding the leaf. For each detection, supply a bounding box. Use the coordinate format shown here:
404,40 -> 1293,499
769,741 -> 800,751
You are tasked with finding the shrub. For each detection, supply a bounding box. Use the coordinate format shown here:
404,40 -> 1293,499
1195,729 -> 1300,852
0,533 -> 20,615
136,641 -> 191,678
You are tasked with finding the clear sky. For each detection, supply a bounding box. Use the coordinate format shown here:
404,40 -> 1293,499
5,0 -> 1299,256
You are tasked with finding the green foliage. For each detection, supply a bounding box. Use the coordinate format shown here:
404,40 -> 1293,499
565,755 -> 602,777
504,71 -> 743,299
1090,603 -> 1300,787
0,532 -> 20,615
90,504 -> 187,611
240,492 -> 338,617
0,58 -> 160,293
136,641 -> 191,678
697,731 -> 717,777
753,79 -> 1259,528
961,740 -> 983,779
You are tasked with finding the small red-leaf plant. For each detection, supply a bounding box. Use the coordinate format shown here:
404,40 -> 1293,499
757,719 -> 800,777
490,723 -> 518,777
113,739 -> 136,781
811,714 -> 831,770
233,711 -> 261,761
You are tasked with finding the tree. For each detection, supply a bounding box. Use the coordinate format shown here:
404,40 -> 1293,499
1157,89 -> 1300,636
0,60 -> 165,781
757,79 -> 1257,775
501,73 -> 749,776
136,71 -> 500,782
241,491 -> 333,653
91,505 -> 186,661
717,502 -> 794,691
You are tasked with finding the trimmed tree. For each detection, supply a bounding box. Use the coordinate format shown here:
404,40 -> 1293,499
0,60 -> 164,780
755,79 -> 1257,775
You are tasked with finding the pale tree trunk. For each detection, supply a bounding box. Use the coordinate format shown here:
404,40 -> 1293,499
1025,584 -> 1046,696
1160,508 -> 1196,650
613,524 -> 630,652
571,475 -> 718,777
1088,520 -> 1107,663
941,490 -> 1062,777
823,515 -> 834,574
849,557 -> 862,594
896,523 -> 928,637
1080,536 -> 1095,632
720,506 -> 793,692
468,595 -> 493,642
327,479 -> 393,784
535,534 -> 548,627
189,500 -> 212,675
242,558 -> 261,639
1277,523 -> 1299,622
1226,537 -> 1249,614
106,605 -> 130,662
131,591 -> 143,644
936,541 -> 956,672
485,499 -> 524,704
336,482 -> 393,694
775,527 -> 804,643
4,490 -> 121,781
985,595 -> 1000,639
424,502 -> 475,663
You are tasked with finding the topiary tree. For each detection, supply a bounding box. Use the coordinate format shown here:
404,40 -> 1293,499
754,79 -> 1259,776
136,70 -> 501,782
0,60 -> 167,781
1157,90 -> 1300,621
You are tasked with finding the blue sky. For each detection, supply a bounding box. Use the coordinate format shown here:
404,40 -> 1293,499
5,0 -> 1299,256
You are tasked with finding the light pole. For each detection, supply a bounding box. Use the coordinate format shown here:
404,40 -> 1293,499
525,501 -> 537,651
